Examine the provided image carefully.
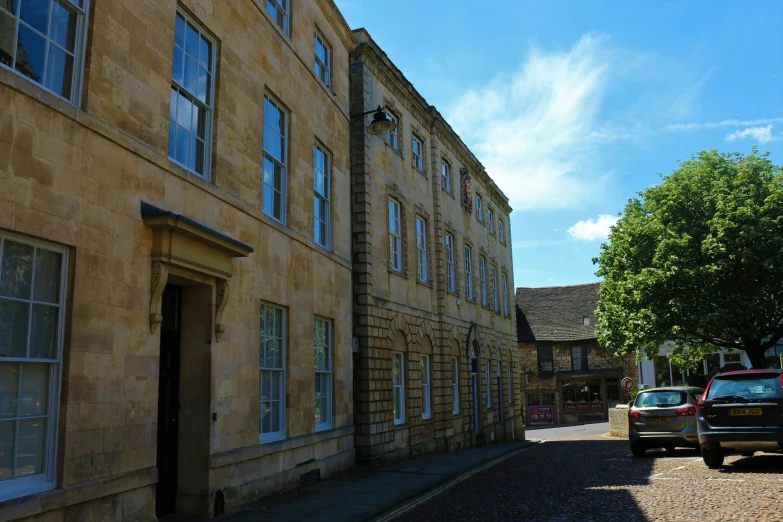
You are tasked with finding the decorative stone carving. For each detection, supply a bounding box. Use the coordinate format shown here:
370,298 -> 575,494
215,279 -> 228,342
460,167 -> 472,210
149,261 -> 169,334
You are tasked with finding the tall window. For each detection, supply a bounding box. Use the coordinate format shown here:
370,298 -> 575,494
388,199 -> 402,271
452,357 -> 459,414
491,267 -> 499,312
498,219 -> 505,243
479,256 -> 487,306
266,0 -> 289,35
441,161 -> 451,194
464,246 -> 473,299
0,0 -> 87,102
508,366 -> 513,403
537,345 -> 554,373
502,274 -> 509,316
263,96 -> 288,222
571,345 -> 588,372
0,233 -> 66,501
487,209 -> 494,234
421,355 -> 431,419
314,31 -> 331,87
415,217 -> 427,282
476,195 -> 483,222
445,233 -> 455,291
169,11 -> 215,178
260,303 -> 285,441
313,144 -> 330,248
314,317 -> 331,430
486,361 -> 491,408
392,353 -> 405,424
412,137 -> 423,171
386,113 -> 399,149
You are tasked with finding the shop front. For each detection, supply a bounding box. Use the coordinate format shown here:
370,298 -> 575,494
558,370 -> 624,424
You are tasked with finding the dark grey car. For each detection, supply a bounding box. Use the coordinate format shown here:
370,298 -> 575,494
628,386 -> 704,457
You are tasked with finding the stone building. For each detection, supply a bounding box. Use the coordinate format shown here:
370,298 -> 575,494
516,284 -> 638,425
349,30 -> 522,466
1,0 -> 356,520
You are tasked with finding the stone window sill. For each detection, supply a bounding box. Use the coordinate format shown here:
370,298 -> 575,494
447,289 -> 460,298
385,141 -> 404,158
417,279 -> 434,289
389,267 -> 409,278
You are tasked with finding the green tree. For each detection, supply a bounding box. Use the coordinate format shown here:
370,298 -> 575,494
594,148 -> 783,369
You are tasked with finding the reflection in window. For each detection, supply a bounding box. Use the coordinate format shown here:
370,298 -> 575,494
259,303 -> 285,441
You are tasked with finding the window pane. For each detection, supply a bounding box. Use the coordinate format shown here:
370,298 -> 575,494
0,420 -> 14,482
15,24 -> 46,84
185,21 -> 199,58
19,363 -> 47,416
172,46 -> 184,85
50,0 -> 77,51
0,363 -> 18,419
198,37 -> 210,69
33,249 -> 61,304
0,9 -> 14,69
15,418 -> 45,477
1,240 -> 34,299
0,299 -> 30,357
260,401 -> 271,433
269,400 -> 279,432
20,0 -> 48,34
175,126 -> 190,167
184,56 -> 198,95
30,304 -> 58,358
176,91 -> 191,128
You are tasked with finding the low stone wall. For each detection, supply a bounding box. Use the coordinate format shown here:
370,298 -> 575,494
608,406 -> 629,438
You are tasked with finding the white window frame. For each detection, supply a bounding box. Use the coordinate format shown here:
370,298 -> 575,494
313,142 -> 330,249
491,267 -> 499,312
421,355 -> 431,419
502,273 -> 509,316
498,218 -> 505,243
393,352 -> 405,425
386,113 -> 399,149
452,357 -> 460,414
0,0 -> 89,104
445,233 -> 455,291
486,361 -> 492,408
262,95 -> 288,223
412,136 -> 423,171
259,303 -> 286,443
464,246 -> 473,300
168,9 -> 216,179
266,0 -> 289,36
389,199 -> 402,272
487,209 -> 494,234
476,195 -> 483,222
480,256 -> 487,306
314,30 -> 331,87
314,316 -> 332,431
0,232 -> 68,502
415,216 -> 427,282
441,161 -> 451,194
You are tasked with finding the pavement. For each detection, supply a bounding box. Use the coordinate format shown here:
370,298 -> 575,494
162,438 -> 538,522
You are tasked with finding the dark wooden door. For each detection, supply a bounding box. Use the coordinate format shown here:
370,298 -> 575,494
156,286 -> 181,517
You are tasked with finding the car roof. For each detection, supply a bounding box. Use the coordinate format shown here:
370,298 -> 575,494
717,369 -> 783,377
638,386 -> 704,393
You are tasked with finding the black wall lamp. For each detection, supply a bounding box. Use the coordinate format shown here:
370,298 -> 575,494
352,105 -> 396,136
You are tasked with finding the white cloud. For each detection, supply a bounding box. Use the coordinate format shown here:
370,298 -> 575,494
446,34 -> 615,211
666,117 -> 783,132
724,125 -> 783,143
567,214 -> 618,241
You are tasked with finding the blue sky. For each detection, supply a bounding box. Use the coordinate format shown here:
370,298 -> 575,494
335,0 -> 783,288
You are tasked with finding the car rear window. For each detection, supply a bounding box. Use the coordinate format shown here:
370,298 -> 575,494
635,390 -> 687,408
707,374 -> 782,400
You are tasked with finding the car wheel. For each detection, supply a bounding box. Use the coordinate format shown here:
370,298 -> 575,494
664,445 -> 676,452
630,440 -> 647,457
702,446 -> 724,469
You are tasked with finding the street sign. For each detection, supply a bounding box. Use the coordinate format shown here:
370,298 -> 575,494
621,377 -> 634,391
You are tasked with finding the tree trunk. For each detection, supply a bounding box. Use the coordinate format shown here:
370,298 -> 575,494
743,340 -> 766,369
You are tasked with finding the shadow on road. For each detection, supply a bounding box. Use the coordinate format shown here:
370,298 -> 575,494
718,453 -> 783,474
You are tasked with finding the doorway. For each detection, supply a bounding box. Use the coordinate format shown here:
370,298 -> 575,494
156,285 -> 181,518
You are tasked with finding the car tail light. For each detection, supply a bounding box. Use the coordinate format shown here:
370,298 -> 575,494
696,378 -> 714,409
676,406 -> 696,416
628,409 -> 641,419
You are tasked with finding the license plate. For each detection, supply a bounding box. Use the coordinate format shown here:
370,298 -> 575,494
648,417 -> 671,423
730,408 -> 762,416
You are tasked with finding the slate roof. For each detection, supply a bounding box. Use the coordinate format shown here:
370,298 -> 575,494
516,283 -> 600,342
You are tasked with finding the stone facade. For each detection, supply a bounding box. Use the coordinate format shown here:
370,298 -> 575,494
1,1 -> 356,520
349,30 -> 522,466
519,340 -> 638,425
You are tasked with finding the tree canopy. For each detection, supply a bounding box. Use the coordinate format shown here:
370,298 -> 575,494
594,148 -> 783,369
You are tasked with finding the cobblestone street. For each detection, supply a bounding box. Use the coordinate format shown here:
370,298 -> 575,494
395,424 -> 783,522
